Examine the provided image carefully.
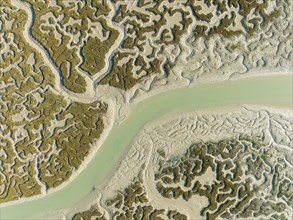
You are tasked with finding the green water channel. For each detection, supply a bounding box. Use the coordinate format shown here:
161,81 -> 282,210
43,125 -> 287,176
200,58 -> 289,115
1,75 -> 292,219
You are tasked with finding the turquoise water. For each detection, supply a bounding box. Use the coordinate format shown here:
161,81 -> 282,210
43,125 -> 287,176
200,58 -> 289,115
1,75 -> 292,219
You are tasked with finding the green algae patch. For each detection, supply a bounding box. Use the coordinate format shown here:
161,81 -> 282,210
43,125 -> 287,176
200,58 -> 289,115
81,20 -> 120,76
23,0 -> 120,93
154,136 -> 292,219
104,180 -> 187,220
0,0 -> 108,203
14,0 -> 289,92
73,206 -> 107,220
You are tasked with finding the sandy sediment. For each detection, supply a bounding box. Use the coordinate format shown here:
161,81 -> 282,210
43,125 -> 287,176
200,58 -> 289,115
54,105 -> 292,219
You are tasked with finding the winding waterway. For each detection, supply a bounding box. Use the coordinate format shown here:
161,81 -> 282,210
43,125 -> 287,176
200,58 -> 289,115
0,74 -> 292,219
